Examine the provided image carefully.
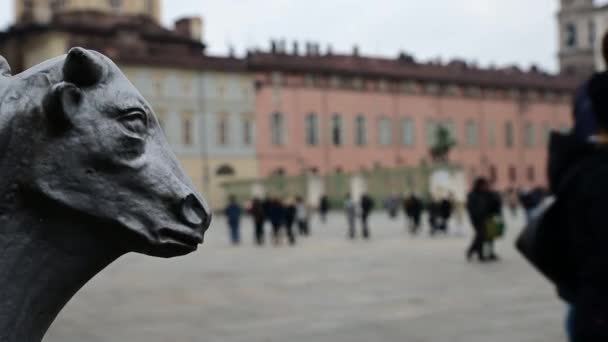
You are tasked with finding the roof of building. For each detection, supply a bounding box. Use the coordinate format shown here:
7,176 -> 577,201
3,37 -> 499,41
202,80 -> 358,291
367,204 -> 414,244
0,11 -> 579,91
247,51 -> 579,92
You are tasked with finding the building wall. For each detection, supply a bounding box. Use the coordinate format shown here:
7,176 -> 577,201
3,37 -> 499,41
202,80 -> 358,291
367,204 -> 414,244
255,73 -> 572,191
15,0 -> 161,24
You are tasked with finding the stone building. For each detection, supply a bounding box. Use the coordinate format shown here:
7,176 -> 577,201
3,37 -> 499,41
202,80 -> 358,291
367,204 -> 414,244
0,6 -> 257,209
557,0 -> 608,78
250,45 -> 576,190
15,0 -> 162,24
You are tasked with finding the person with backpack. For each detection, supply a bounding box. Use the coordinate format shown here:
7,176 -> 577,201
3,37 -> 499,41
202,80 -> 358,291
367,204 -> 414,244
466,178 -> 502,262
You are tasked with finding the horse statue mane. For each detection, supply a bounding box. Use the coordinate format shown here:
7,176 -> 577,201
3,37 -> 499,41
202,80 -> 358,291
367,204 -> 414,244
0,48 -> 212,342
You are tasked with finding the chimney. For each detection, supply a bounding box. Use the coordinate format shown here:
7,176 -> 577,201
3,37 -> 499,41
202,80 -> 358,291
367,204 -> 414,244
327,44 -> 333,56
353,45 -> 360,57
293,41 -> 300,55
271,40 -> 277,54
174,16 -> 204,42
305,42 -> 312,56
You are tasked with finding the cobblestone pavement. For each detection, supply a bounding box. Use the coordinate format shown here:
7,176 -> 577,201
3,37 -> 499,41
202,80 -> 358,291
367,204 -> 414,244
44,210 -> 566,342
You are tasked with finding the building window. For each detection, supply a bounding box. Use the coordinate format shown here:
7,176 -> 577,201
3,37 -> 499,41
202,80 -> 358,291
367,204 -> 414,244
217,115 -> 229,146
443,120 -> 456,142
425,119 -> 436,146
487,121 -> 496,147
401,117 -> 415,146
589,20 -> 596,46
305,113 -> 319,146
331,113 -> 343,146
542,123 -> 551,145
509,166 -> 517,183
527,166 -> 535,183
182,115 -> 192,146
355,115 -> 367,146
565,22 -> 577,48
489,165 -> 498,183
50,0 -> 66,11
146,0 -> 155,13
378,117 -> 392,146
465,120 -> 478,147
242,117 -> 253,146
270,112 -> 285,146
216,164 -> 236,177
505,121 -> 514,148
109,0 -> 122,10
524,122 -> 535,147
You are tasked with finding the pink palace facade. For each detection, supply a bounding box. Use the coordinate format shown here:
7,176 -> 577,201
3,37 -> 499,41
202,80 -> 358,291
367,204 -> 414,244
249,47 -> 577,190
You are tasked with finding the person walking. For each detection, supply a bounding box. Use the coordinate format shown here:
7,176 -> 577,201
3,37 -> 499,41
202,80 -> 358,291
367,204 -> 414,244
268,197 -> 285,246
284,197 -> 297,246
224,195 -> 242,245
466,178 -> 501,262
360,193 -> 375,239
404,193 -> 423,235
295,196 -> 310,236
319,194 -> 330,224
344,193 -> 357,239
249,197 -> 266,246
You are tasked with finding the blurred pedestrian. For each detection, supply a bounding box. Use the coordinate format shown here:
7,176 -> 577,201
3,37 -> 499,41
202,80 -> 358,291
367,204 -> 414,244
384,195 -> 399,219
295,196 -> 310,236
404,193 -> 423,235
344,193 -> 357,239
268,197 -> 285,246
466,177 -> 502,262
438,195 -> 454,234
224,195 -> 242,245
249,197 -> 266,246
428,198 -> 441,236
360,193 -> 375,239
284,197 -> 297,246
319,194 -> 330,224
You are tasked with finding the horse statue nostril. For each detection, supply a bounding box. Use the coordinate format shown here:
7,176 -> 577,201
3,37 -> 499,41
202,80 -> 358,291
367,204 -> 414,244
180,194 -> 209,227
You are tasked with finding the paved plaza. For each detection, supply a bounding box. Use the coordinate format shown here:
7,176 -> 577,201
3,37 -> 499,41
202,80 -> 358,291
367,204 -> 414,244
45,210 -> 566,342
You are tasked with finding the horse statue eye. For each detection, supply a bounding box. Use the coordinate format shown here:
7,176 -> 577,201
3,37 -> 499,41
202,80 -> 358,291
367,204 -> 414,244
119,111 -> 147,135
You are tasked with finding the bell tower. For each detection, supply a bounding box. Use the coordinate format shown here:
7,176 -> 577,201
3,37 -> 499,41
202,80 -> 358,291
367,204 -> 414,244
15,0 -> 162,25
557,0 -> 597,78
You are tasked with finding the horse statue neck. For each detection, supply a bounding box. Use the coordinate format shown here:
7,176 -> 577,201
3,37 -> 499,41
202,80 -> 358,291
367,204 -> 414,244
0,204 -> 123,342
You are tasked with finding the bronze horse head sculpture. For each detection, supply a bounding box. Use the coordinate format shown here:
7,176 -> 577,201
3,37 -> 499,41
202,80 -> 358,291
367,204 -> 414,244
0,48 -> 212,342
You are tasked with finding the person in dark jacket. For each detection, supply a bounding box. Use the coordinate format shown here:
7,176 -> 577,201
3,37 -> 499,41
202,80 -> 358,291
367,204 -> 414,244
284,197 -> 297,246
564,71 -> 608,341
319,195 -> 330,224
249,197 -> 266,246
404,193 -> 423,235
268,197 -> 285,246
224,195 -> 242,245
466,178 -> 501,261
360,193 -> 375,239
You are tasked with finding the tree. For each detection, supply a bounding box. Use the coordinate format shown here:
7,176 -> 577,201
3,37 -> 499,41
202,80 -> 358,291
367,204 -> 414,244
430,125 -> 456,162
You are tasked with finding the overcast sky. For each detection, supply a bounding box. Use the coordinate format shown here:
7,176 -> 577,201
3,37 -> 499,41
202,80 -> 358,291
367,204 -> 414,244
0,1 -> 602,73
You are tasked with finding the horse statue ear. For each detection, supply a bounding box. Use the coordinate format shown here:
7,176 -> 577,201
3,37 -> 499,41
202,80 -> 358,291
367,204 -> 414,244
43,82 -> 83,131
63,47 -> 105,87
0,55 -> 11,77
